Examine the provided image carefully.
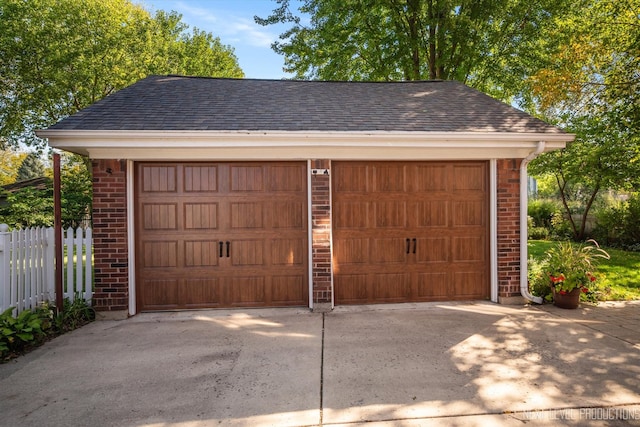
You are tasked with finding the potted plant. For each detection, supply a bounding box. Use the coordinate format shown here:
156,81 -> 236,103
544,239 -> 610,309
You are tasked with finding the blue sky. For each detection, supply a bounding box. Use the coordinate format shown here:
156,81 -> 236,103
141,0 -> 303,79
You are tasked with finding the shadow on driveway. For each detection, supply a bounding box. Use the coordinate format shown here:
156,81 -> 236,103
1,302 -> 639,426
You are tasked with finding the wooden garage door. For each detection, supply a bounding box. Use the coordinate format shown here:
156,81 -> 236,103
333,161 -> 489,304
135,162 -> 308,311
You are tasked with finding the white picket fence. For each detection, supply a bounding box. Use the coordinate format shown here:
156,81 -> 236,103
0,224 -> 93,316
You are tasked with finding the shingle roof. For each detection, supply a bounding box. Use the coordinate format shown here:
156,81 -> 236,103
48,75 -> 564,134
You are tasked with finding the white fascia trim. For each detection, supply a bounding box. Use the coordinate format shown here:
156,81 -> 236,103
38,130 -> 573,151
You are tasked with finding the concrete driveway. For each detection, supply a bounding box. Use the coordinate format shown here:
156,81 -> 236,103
1,301 -> 639,426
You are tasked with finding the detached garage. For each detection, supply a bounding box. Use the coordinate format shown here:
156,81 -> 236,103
37,75 -> 574,318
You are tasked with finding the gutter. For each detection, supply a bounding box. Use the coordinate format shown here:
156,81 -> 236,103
520,141 -> 545,304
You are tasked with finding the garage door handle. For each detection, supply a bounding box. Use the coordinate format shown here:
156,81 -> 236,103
406,238 -> 410,254
219,241 -> 223,258
226,241 -> 231,258
412,238 -> 417,254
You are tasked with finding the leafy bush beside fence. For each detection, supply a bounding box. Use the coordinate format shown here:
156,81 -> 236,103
1,298 -> 95,362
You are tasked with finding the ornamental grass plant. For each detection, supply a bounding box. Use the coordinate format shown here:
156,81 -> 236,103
539,239 -> 610,303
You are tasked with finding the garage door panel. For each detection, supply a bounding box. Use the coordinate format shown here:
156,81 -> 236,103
452,200 -> 484,226
334,164 -> 368,192
334,201 -> 369,229
452,236 -> 485,262
143,203 -> 178,230
182,278 -> 222,308
271,276 -> 305,305
184,240 -> 220,267
184,203 -> 218,229
142,278 -> 179,309
272,201 -> 305,229
453,164 -> 486,191
334,274 -> 369,304
415,237 -> 450,263
142,165 -> 177,193
230,165 -> 264,192
334,238 -> 369,265
374,201 -> 406,228
229,277 -> 265,306
184,165 -> 218,192
136,162 -> 308,311
143,241 -> 178,268
231,240 -> 264,266
374,165 -> 405,192
416,272 -> 448,298
271,238 -> 305,265
453,272 -> 484,297
372,238 -> 406,263
231,203 -> 264,229
373,273 -> 408,301
414,164 -> 448,191
415,200 -> 448,227
269,165 -> 306,192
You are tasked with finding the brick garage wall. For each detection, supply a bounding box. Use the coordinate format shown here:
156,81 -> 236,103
496,158 -> 522,300
310,159 -> 332,307
92,159 -> 128,314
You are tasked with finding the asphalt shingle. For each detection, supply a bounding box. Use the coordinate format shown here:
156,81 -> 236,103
48,75 -> 565,134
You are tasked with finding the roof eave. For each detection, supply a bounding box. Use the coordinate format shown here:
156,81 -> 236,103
36,129 -> 574,160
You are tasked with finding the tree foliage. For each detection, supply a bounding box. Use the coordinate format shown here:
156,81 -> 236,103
60,154 -> 92,229
256,0 -> 570,101
16,152 -> 45,182
0,153 -> 92,229
0,0 -> 244,149
0,149 -> 27,185
528,0 -> 640,240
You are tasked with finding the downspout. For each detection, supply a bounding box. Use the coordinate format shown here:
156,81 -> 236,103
520,141 -> 545,304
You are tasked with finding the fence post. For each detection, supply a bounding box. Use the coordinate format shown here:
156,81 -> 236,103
45,227 -> 55,302
65,227 -> 73,301
74,227 -> 83,301
85,227 -> 93,302
0,224 -> 9,313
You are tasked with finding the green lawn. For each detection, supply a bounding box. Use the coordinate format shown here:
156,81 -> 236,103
528,240 -> 640,300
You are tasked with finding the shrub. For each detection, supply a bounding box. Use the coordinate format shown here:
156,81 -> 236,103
550,212 -> 574,240
594,193 -> 640,250
529,227 -> 550,240
528,199 -> 559,228
0,306 -> 52,359
1,298 -> 94,362
529,256 -> 552,302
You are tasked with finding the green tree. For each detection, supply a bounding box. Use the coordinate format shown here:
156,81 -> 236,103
0,186 -> 53,228
527,0 -> 640,240
0,149 -> 27,185
60,154 -> 92,229
16,152 -> 45,182
0,0 -> 243,150
256,0 -> 570,101
0,154 -> 92,228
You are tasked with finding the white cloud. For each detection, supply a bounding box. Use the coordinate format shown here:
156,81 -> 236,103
152,1 -> 277,48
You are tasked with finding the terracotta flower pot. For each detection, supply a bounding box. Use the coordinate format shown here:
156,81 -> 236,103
552,287 -> 582,309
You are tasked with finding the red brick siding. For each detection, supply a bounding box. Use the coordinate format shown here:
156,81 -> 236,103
310,159 -> 332,304
92,159 -> 128,312
496,159 -> 522,298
